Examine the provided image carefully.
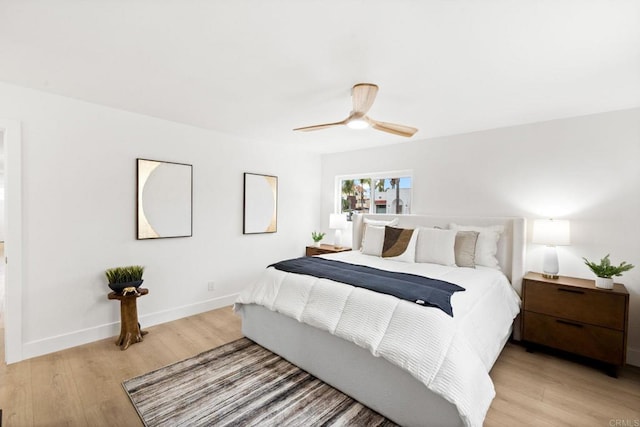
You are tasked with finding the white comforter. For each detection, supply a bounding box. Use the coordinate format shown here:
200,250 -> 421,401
235,251 -> 521,427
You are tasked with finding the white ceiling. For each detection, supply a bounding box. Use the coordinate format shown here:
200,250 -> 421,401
0,0 -> 639,153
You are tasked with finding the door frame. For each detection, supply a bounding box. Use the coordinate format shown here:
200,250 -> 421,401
0,118 -> 23,364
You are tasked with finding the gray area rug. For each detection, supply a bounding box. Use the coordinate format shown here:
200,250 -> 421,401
123,337 -> 397,426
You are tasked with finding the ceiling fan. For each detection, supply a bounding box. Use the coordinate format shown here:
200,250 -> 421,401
293,83 -> 418,138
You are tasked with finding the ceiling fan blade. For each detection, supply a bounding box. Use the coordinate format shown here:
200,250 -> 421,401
352,83 -> 379,115
367,118 -> 418,137
293,120 -> 346,132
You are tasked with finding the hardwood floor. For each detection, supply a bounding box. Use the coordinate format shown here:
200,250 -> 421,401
1,307 -> 638,426
487,345 -> 640,426
0,307 -> 243,426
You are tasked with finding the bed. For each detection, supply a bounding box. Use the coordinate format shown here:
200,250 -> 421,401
235,214 -> 526,427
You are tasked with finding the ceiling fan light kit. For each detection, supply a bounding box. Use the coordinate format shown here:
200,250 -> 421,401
294,83 -> 418,138
346,117 -> 369,129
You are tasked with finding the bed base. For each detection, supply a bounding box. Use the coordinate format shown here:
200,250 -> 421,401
240,303 -> 464,427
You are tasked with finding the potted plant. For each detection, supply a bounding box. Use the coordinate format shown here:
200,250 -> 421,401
311,231 -> 326,247
105,265 -> 145,294
582,254 -> 634,289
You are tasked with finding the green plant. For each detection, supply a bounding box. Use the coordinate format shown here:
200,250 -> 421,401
582,254 -> 634,278
311,231 -> 326,242
105,265 -> 145,284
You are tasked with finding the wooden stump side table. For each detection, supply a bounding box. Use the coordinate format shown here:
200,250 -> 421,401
108,288 -> 149,350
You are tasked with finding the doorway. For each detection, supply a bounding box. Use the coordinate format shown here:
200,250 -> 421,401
0,131 -> 4,336
0,119 -> 23,364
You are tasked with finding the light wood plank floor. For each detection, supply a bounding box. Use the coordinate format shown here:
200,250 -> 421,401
1,307 -> 638,426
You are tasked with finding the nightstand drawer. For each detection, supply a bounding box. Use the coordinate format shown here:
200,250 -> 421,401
523,311 -> 625,365
305,245 -> 351,257
523,280 -> 626,330
306,247 -> 327,256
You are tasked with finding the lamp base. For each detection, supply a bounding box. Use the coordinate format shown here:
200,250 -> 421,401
542,246 -> 560,281
333,229 -> 342,248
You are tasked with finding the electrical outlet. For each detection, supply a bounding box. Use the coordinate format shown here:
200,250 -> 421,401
207,282 -> 216,292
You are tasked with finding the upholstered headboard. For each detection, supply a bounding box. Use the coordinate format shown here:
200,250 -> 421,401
352,214 -> 527,295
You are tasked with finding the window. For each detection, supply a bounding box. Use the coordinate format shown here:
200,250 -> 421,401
337,171 -> 412,216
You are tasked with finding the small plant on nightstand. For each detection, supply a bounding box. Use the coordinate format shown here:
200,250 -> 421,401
583,254 -> 634,289
311,231 -> 326,247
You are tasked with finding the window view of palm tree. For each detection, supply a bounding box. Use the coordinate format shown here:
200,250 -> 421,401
340,175 -> 411,216
341,179 -> 355,212
341,178 -> 371,213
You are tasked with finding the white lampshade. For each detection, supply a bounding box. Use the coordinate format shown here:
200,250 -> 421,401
329,213 -> 348,230
532,219 -> 570,246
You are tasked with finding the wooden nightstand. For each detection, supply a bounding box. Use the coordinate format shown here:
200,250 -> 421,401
521,272 -> 629,376
305,244 -> 352,257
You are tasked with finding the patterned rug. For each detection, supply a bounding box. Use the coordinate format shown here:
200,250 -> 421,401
123,337 -> 396,426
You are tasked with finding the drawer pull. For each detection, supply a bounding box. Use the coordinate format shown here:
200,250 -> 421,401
557,288 -> 584,295
556,319 -> 583,328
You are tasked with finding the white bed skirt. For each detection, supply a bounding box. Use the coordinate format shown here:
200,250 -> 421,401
238,303 -> 465,427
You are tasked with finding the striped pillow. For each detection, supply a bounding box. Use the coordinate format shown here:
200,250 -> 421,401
382,226 -> 418,263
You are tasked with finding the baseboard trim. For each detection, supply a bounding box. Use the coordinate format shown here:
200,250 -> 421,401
139,293 -> 238,328
20,293 -> 239,361
17,295 -> 640,369
627,347 -> 640,367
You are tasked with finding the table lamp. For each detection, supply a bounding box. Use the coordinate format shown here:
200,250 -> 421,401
532,219 -> 571,279
329,213 -> 348,248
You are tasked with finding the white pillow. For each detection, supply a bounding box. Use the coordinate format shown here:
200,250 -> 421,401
361,225 -> 386,256
364,217 -> 400,226
415,228 -> 457,266
361,217 -> 399,248
382,226 -> 418,263
449,224 -> 504,269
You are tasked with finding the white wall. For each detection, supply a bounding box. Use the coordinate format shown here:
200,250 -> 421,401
0,82 -> 322,360
321,108 -> 640,366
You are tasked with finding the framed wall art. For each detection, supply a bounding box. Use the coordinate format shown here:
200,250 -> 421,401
137,158 -> 193,239
243,172 -> 278,234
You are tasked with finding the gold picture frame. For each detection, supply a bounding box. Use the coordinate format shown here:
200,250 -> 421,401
137,158 -> 193,239
243,173 -> 278,234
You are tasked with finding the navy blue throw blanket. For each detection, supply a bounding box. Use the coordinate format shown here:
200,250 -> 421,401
269,257 -> 465,317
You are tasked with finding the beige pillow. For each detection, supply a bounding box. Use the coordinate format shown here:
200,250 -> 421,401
449,224 -> 504,269
454,231 -> 479,268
